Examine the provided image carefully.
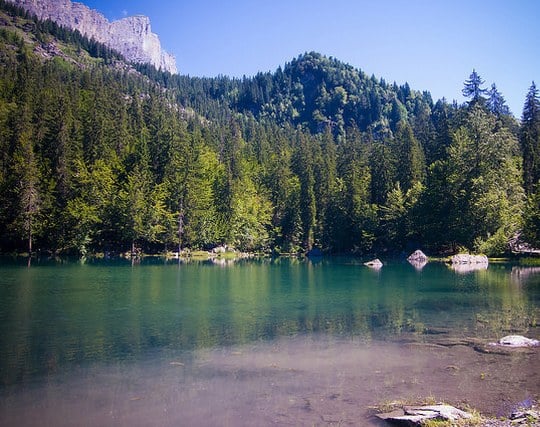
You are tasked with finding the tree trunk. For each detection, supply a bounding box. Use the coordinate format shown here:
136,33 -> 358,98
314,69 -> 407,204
28,218 -> 32,254
177,208 -> 184,255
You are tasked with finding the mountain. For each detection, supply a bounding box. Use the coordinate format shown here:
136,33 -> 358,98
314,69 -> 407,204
6,0 -> 177,73
0,0 -> 531,257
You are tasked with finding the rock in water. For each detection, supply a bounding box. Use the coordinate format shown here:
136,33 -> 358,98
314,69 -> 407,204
493,335 -> 540,347
407,250 -> 428,262
407,250 -> 428,270
378,404 -> 472,426
450,253 -> 488,265
364,259 -> 383,269
7,0 -> 177,73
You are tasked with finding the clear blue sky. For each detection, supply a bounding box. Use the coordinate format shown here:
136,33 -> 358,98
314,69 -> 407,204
81,0 -> 539,117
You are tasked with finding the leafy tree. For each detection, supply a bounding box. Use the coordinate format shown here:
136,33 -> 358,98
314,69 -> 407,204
442,105 -> 524,252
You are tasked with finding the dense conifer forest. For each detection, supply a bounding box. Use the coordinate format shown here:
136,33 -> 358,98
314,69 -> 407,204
0,1 -> 539,257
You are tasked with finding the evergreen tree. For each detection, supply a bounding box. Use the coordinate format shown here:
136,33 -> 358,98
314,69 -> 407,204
10,104 -> 41,253
462,69 -> 487,105
487,83 -> 510,116
393,120 -> 426,191
520,82 -> 540,194
443,105 -> 524,253
291,131 -> 316,251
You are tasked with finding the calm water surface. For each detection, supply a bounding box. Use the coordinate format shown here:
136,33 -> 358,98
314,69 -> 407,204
0,257 -> 539,426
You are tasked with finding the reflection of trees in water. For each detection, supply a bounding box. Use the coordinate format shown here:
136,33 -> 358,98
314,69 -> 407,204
470,266 -> 539,338
510,266 -> 540,286
2,260 -> 539,388
449,263 -> 488,274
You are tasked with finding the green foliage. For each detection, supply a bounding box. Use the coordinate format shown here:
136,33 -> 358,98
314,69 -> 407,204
0,1 -> 534,256
523,188 -> 540,247
520,82 -> 540,194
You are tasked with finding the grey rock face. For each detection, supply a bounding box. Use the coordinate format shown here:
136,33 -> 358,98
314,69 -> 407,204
7,0 -> 177,73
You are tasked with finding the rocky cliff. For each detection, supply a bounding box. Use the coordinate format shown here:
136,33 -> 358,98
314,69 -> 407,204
7,0 -> 177,73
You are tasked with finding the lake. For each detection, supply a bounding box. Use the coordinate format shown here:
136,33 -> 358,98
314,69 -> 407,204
0,257 -> 538,426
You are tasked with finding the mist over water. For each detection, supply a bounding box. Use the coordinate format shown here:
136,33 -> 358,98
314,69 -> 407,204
0,257 -> 538,425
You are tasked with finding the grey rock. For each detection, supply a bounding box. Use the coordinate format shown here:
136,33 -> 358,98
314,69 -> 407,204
407,250 -> 428,262
450,253 -> 489,265
7,0 -> 177,73
364,258 -> 383,268
378,404 -> 472,426
491,335 -> 540,348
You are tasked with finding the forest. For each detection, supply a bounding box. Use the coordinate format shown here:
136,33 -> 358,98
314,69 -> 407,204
0,1 -> 539,257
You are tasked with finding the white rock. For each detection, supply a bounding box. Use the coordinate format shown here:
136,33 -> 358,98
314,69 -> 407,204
451,254 -> 489,265
364,259 -> 383,268
407,250 -> 428,262
497,335 -> 540,347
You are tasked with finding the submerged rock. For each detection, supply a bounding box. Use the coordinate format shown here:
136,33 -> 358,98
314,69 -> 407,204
490,335 -> 540,348
378,404 -> 472,426
364,259 -> 383,269
510,407 -> 540,424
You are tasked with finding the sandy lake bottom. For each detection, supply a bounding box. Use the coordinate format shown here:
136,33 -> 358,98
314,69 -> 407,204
1,333 -> 538,426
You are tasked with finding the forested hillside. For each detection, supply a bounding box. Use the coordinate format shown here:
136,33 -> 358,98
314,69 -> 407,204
1,1 -> 539,257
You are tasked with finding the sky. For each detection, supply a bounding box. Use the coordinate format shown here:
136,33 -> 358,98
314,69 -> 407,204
80,0 -> 539,117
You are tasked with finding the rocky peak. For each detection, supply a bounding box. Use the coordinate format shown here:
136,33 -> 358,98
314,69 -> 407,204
7,0 -> 177,73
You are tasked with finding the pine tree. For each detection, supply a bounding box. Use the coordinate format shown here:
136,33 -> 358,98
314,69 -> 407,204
11,104 -> 41,253
462,69 -> 487,105
291,131 -> 316,251
393,120 -> 426,191
520,82 -> 540,194
487,83 -> 510,116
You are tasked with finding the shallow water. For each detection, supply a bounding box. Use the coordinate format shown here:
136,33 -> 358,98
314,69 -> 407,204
0,257 -> 539,425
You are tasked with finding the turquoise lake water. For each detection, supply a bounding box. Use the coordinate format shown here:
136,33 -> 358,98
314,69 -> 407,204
0,257 -> 539,426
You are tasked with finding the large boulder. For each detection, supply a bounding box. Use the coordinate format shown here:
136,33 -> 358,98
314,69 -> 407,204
450,254 -> 488,265
407,250 -> 427,262
407,250 -> 428,270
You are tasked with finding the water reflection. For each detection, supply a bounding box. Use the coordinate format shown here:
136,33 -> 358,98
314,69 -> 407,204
408,258 -> 428,270
449,262 -> 489,273
0,258 -> 538,391
511,266 -> 540,286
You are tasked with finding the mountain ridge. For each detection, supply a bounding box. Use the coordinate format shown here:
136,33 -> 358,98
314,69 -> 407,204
6,0 -> 177,73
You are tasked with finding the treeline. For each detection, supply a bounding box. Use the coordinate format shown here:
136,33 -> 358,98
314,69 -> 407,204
0,4 -> 539,256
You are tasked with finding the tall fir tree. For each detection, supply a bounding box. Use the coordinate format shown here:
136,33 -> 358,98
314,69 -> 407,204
520,82 -> 540,194
462,69 -> 487,105
486,83 -> 510,117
